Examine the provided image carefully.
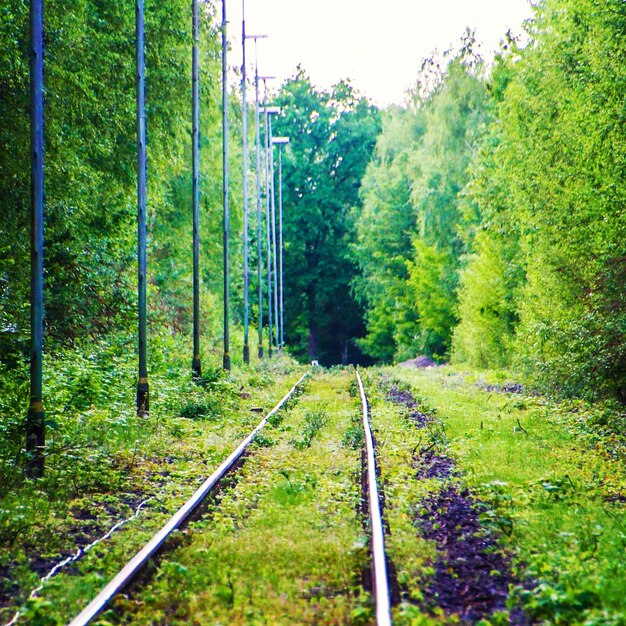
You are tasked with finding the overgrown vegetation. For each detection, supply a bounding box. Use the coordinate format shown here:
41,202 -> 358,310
3,0 -> 626,622
44,369 -> 370,625
385,365 -> 626,625
0,339 -> 303,623
354,1 -> 626,401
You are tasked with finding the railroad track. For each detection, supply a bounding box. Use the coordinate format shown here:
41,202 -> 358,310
66,368 -> 393,626
356,367 -> 393,626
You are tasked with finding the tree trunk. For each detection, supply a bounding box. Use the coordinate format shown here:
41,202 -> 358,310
308,325 -> 318,361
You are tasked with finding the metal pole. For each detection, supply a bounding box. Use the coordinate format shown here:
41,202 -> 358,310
263,82 -> 272,358
270,129 -> 278,352
26,0 -> 45,477
271,136 -> 288,351
222,0 -> 231,371
278,144 -> 284,350
191,0 -> 202,378
254,56 -> 263,359
136,0 -> 149,415
241,0 -> 250,365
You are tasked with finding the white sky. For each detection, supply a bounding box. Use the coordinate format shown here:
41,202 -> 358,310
226,0 -> 535,106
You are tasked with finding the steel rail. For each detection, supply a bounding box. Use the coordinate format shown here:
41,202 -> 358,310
356,368 -> 392,626
67,371 -> 309,626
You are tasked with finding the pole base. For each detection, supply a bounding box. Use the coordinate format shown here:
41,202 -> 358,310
223,351 -> 231,371
243,344 -> 250,365
25,402 -> 45,478
192,356 -> 202,379
137,379 -> 150,416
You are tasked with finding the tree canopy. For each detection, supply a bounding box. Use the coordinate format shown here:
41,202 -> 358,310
271,70 -> 381,365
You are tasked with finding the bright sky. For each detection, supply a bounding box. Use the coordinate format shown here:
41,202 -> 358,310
226,0 -> 535,106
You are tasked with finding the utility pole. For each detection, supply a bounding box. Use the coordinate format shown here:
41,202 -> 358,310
222,0 -> 231,371
269,122 -> 278,352
26,0 -> 45,476
247,36 -> 267,360
260,80 -> 276,356
255,58 -> 263,358
272,137 -> 289,351
136,0 -> 149,415
278,142 -> 284,350
241,0 -> 250,365
191,0 -> 202,378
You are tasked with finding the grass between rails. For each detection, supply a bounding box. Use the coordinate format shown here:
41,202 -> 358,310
0,330 -> 305,625
104,367 -> 371,625
385,365 -> 626,625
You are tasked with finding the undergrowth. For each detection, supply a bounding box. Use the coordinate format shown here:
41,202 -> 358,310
392,365 -> 626,625
0,327 -> 303,623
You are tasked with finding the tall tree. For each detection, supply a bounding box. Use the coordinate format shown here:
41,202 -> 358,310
272,70 -> 381,365
353,107 -> 424,362
354,44 -> 491,362
485,0 -> 626,398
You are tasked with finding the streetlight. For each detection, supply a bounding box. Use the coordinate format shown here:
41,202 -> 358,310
272,136 -> 289,351
256,75 -> 274,359
250,53 -> 269,358
260,89 -> 278,357
269,126 -> 278,353
243,27 -> 267,362
264,109 -> 281,354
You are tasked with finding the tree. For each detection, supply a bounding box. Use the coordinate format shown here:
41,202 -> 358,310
272,70 -> 381,365
353,107 -> 423,362
353,42 -> 492,362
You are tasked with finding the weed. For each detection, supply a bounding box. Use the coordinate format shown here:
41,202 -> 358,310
179,398 -> 217,420
247,371 -> 273,388
342,423 -> 364,450
252,432 -> 275,448
290,410 -> 329,450
348,378 -> 359,398
513,582 -> 600,623
195,366 -> 223,386
537,474 -> 576,502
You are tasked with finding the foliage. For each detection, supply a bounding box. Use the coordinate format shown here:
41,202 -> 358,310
354,1 -> 626,400
352,107 -> 423,362
0,326 -> 305,621
271,70 -> 381,365
0,0 -> 248,373
290,409 -> 328,450
451,0 -> 626,399
354,40 -> 492,362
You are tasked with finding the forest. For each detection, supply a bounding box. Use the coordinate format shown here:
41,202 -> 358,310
1,0 -> 626,624
354,2 -> 626,402
3,0 -> 625,392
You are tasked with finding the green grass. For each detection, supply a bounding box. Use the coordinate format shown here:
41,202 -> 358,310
109,368 -> 371,625
0,331 -> 305,625
389,365 -> 626,625
6,362 -> 625,625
